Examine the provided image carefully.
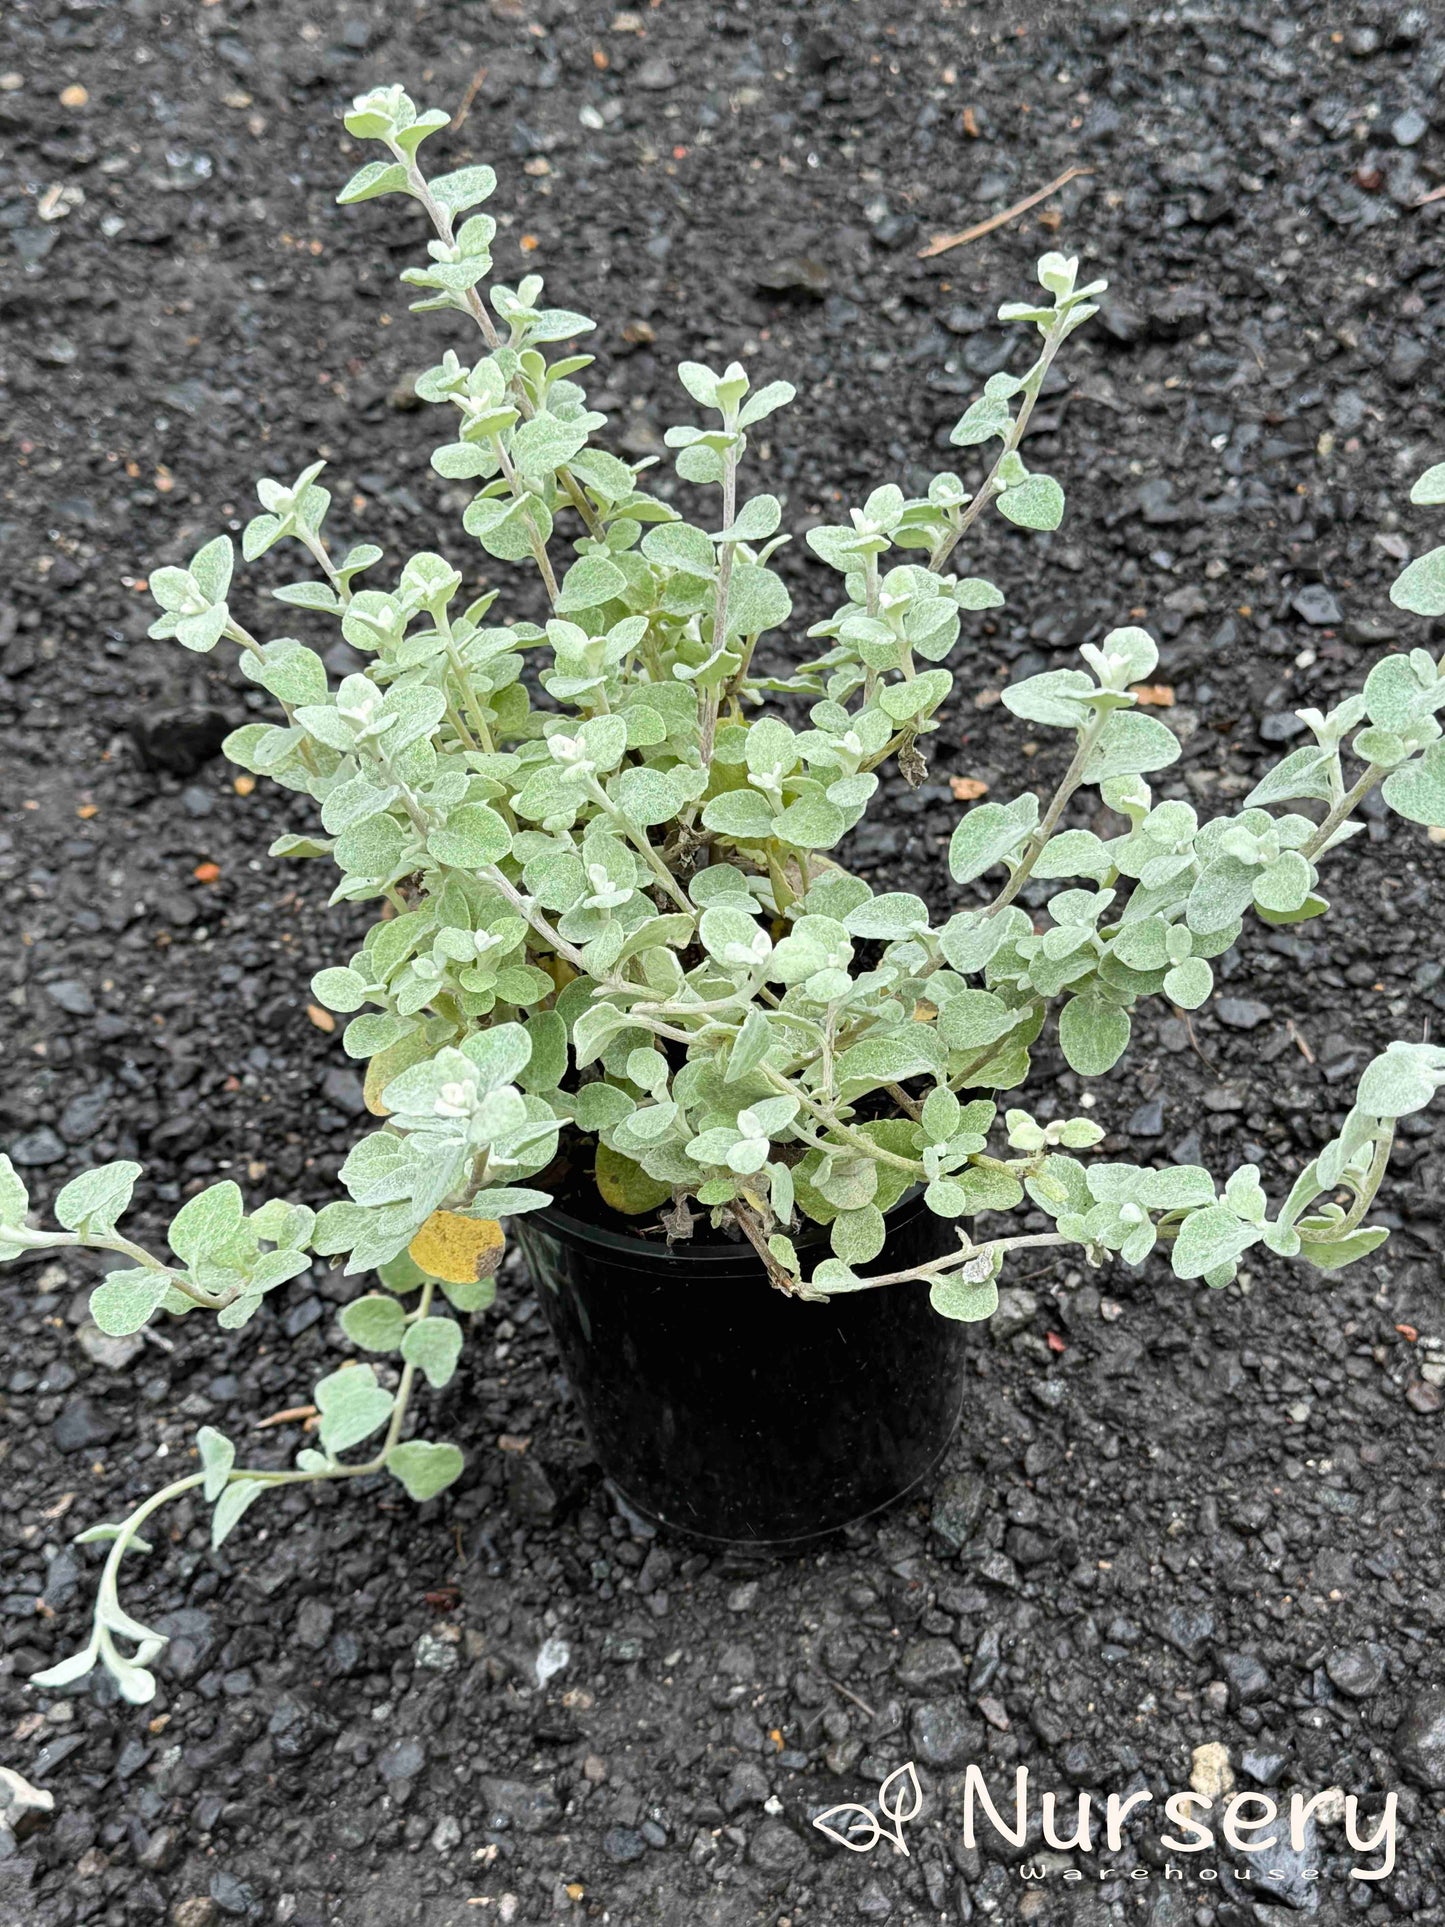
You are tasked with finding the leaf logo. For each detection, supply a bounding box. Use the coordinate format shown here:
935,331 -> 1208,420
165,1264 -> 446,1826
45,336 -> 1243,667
812,1761 -> 923,1856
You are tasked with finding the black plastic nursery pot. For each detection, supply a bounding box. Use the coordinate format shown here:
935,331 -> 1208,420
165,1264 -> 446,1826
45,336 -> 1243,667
514,1195 -> 970,1549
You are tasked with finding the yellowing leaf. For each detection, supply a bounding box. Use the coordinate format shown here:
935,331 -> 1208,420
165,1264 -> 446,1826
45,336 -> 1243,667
363,1030 -> 436,1117
363,1056 -> 392,1115
540,954 -> 577,994
408,1211 -> 505,1285
594,1143 -> 670,1215
306,1003 -> 336,1033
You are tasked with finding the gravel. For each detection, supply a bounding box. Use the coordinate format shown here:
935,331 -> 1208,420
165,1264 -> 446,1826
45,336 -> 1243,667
5,2 -> 1445,1922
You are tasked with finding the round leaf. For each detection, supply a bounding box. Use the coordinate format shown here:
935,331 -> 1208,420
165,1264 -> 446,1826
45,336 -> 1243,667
595,1144 -> 671,1214
401,1315 -> 464,1389
930,1271 -> 1000,1322
997,475 -> 1064,531
1058,994 -> 1131,1077
408,1210 -> 506,1284
387,1440 -> 465,1502
90,1269 -> 171,1338
1163,957 -> 1213,1009
340,1293 -> 408,1352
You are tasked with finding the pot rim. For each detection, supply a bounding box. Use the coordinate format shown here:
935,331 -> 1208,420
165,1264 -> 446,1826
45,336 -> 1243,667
520,1187 -> 928,1270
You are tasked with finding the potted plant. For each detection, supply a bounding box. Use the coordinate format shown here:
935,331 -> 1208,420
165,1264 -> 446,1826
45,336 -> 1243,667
7,82 -> 1445,1701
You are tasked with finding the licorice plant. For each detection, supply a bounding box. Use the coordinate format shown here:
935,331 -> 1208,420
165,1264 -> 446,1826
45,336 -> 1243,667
7,84 -> 1445,1701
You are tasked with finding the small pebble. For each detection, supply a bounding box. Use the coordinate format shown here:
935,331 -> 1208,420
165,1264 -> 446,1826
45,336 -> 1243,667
1190,1742 -> 1234,1799
1392,107 -> 1429,147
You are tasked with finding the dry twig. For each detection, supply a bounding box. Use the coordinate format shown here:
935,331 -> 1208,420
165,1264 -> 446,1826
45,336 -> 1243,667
451,65 -> 489,132
919,166 -> 1094,259
1286,1018 -> 1316,1065
827,1677 -> 878,1721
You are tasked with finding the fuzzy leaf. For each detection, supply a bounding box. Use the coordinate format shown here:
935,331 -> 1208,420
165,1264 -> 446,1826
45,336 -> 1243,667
950,395 -> 1013,447
737,381 -> 794,428
1033,829 -> 1113,881
168,1181 -> 244,1264
1058,993 -> 1131,1077
997,475 -> 1064,530
89,1269 -> 171,1337
1187,856 -> 1259,936
30,1648 -> 106,1690
936,988 -> 1019,1052
555,555 -> 628,613
1246,745 -> 1335,809
1163,957 -> 1213,1009
843,892 -> 931,939
0,1154 -> 29,1228
430,164 -> 497,214
1082,710 -> 1180,782
723,563 -> 792,641
340,1293 -> 408,1352
211,1479 -> 269,1549
1253,850 -> 1313,915
702,789 -> 776,840
1410,462 -> 1445,506
921,1086 -> 962,1143
175,605 -> 229,653
441,1272 -> 497,1313
1382,742 -> 1445,829
337,160 -> 411,205
1356,1042 -> 1445,1118
715,494 -> 781,544
947,802 -> 1032,885
642,521 -> 717,577
1009,662 -> 1094,724
197,1426 -> 235,1503
314,1365 -> 394,1457
56,1161 -> 143,1235
428,804 -> 511,870
387,1440 -> 465,1502
930,1270 -> 999,1322
774,794 -> 846,849
954,576 -> 1005,610
831,1205 -> 886,1266
572,1001 -> 636,1068
1297,1225 -> 1390,1272
401,1315 -> 464,1389
311,966 -> 369,1013
1171,1205 -> 1260,1280
937,908 -> 1025,975
1390,545 -> 1445,617
611,764 -> 707,828
725,1006 -> 775,1084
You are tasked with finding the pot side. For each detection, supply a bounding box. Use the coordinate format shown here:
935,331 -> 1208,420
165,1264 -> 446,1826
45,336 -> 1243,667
513,1195 -> 969,1549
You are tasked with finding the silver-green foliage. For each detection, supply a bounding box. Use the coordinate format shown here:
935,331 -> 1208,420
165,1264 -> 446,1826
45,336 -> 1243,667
193,83 -> 1444,1308
1,1154 -> 471,1702
9,80 -> 1445,1699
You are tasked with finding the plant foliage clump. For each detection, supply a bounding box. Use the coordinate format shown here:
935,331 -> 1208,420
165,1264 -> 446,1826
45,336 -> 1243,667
8,84 -> 1445,1700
